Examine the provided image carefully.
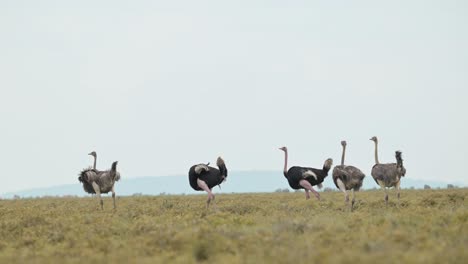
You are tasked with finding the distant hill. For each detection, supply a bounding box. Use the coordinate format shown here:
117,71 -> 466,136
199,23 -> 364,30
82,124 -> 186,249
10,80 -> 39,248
1,171 -> 464,198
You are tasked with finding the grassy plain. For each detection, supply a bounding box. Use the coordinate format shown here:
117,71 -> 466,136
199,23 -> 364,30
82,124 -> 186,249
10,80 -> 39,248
0,188 -> 467,263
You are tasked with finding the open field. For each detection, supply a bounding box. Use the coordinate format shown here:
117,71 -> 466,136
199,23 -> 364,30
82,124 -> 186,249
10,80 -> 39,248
0,189 -> 467,263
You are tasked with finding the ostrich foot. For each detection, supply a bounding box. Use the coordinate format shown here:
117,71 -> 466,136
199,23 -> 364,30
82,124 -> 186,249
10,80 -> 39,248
314,192 -> 321,201
305,192 -> 311,200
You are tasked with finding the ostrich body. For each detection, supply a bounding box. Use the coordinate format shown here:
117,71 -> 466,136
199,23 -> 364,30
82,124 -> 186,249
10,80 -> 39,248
370,136 -> 406,205
332,141 -> 365,209
188,157 -> 228,209
79,160 -> 120,210
279,146 -> 332,201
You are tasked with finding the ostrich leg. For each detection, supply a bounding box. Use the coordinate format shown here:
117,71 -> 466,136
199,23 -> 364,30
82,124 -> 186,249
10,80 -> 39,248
395,180 -> 401,206
377,180 -> 388,206
197,179 -> 215,209
209,188 -> 218,210
304,189 -> 311,199
336,179 -> 349,205
111,186 -> 116,210
92,182 -> 103,210
351,189 -> 356,210
337,179 -> 352,211
385,189 -> 388,205
299,180 -> 320,201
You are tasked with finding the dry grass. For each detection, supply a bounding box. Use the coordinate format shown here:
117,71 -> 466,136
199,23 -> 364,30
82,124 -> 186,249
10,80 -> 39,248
0,188 -> 467,263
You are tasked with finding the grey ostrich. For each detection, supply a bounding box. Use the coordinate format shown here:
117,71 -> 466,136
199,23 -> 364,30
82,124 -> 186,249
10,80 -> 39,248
332,140 -> 365,210
188,157 -> 228,209
279,146 -> 333,201
79,161 -> 121,210
370,136 -> 406,205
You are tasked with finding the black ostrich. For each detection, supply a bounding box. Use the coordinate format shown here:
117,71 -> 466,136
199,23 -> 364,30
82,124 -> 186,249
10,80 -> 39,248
279,146 -> 333,201
188,157 -> 228,209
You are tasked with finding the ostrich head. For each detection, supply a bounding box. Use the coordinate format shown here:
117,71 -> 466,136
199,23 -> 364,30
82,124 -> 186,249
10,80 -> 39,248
88,151 -> 97,157
341,141 -> 347,147
279,146 -> 287,152
323,158 -> 333,170
369,136 -> 378,143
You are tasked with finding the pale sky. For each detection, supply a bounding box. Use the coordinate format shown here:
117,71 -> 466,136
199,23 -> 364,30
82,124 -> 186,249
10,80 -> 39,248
1,0 -> 467,194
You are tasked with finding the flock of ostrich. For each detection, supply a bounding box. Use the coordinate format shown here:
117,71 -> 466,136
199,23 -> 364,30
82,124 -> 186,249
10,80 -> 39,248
78,136 -> 406,210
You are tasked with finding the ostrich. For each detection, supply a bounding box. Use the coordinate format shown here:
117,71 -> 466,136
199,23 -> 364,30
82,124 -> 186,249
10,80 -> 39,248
332,141 -> 365,210
79,161 -> 121,210
279,146 -> 333,201
188,157 -> 228,209
370,136 -> 406,205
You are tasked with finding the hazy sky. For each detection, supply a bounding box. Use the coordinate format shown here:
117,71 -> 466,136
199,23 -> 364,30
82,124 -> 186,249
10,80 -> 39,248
1,0 -> 467,194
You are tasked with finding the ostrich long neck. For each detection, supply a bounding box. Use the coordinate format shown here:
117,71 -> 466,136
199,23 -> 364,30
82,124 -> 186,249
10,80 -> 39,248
341,145 -> 346,166
374,141 -> 380,164
282,150 -> 288,177
93,155 -> 97,170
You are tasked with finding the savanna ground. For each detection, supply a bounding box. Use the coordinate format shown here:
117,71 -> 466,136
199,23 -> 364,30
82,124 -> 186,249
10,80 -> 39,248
0,189 -> 467,263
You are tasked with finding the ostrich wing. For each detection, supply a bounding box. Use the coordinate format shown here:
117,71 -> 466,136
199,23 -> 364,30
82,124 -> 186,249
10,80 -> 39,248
78,168 -> 99,194
194,164 -> 210,174
302,170 -> 318,180
344,166 -> 365,180
78,168 -> 99,183
371,163 -> 401,187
